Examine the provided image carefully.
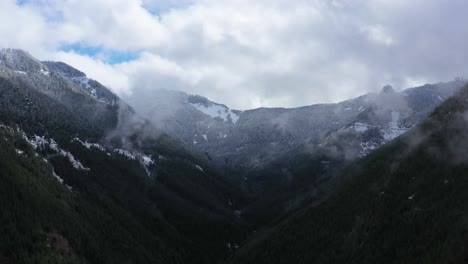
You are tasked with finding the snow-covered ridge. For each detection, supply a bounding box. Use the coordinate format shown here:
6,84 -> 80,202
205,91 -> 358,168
24,134 -> 90,171
191,102 -> 240,124
73,138 -> 155,176
52,170 -> 73,191
113,148 -> 154,165
48,139 -> 90,171
113,148 -> 155,176
72,138 -> 107,153
114,148 -> 137,160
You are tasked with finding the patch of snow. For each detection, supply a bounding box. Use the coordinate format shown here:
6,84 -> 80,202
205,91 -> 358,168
113,148 -> 155,176
344,107 -> 352,111
234,210 -> 242,218
408,194 -> 416,200
52,170 -> 72,191
158,155 -> 169,161
52,170 -> 64,184
382,127 -> 407,141
226,242 -> 239,250
140,155 -> 155,176
191,103 -> 240,124
230,112 -> 240,123
72,76 -> 90,87
40,68 -> 50,76
194,165 -> 204,172
142,155 -> 154,166
15,70 -> 26,75
72,138 -> 106,152
352,122 -> 369,133
114,149 -> 137,160
202,134 -> 208,141
71,76 -> 97,98
360,141 -> 380,156
15,149 -> 24,155
27,135 -> 48,149
437,95 -> 443,101
379,112 -> 408,141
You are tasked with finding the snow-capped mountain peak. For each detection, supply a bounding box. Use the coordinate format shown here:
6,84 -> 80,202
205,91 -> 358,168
0,48 -> 44,72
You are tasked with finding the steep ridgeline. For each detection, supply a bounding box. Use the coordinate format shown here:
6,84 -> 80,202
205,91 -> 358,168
0,49 -> 119,137
128,82 -> 464,173
229,84 -> 468,264
42,61 -> 119,105
0,49 -> 248,264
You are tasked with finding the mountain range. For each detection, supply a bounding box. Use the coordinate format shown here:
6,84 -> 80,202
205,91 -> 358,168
126,73 -> 465,227
1,48 -> 467,263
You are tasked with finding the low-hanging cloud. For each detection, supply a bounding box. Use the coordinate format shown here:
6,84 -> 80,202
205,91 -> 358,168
2,0 -> 468,110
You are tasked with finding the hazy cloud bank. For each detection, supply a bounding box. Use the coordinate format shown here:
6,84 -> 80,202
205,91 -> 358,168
2,0 -> 468,109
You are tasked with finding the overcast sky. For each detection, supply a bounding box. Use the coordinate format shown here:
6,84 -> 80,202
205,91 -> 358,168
2,0 -> 468,109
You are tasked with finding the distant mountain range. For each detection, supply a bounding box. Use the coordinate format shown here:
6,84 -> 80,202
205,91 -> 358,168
129,79 -> 464,170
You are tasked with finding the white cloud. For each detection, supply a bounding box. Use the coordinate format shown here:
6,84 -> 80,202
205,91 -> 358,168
404,77 -> 429,89
2,0 -> 468,109
361,25 -> 395,46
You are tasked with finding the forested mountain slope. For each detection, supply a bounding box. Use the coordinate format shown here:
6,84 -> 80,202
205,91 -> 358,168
229,83 -> 468,264
225,82 -> 465,228
0,49 -> 248,264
